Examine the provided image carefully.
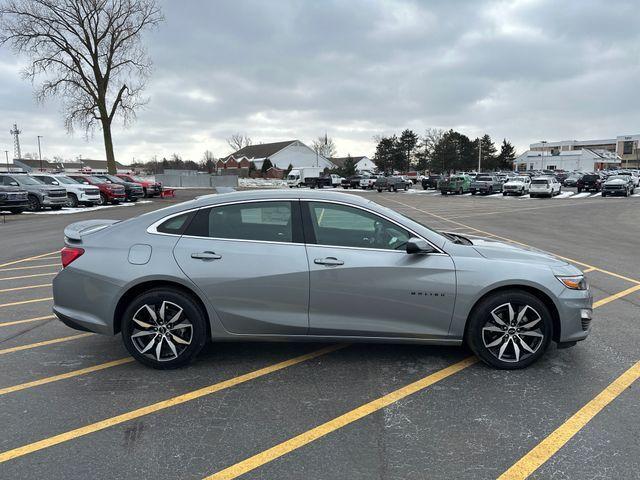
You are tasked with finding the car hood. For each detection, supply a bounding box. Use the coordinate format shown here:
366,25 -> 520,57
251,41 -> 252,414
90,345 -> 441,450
449,234 -> 568,267
605,179 -> 627,185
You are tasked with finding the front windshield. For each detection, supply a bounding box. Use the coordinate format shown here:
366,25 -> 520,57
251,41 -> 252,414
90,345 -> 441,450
608,176 -> 626,181
54,176 -> 79,185
100,174 -> 124,183
13,175 -> 44,185
85,176 -> 107,183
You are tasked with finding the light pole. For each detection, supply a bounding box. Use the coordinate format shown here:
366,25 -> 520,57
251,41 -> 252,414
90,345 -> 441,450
478,137 -> 482,173
4,150 -> 9,172
37,135 -> 43,171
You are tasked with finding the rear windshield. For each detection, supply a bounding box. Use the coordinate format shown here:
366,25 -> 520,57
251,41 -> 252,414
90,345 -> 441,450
531,179 -> 549,185
476,176 -> 492,181
583,175 -> 598,181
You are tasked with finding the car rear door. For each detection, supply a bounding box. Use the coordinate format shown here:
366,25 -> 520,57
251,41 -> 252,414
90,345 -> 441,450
302,200 -> 456,339
172,200 -> 310,335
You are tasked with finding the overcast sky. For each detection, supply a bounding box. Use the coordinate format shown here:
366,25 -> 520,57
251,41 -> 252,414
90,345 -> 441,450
1,0 -> 638,164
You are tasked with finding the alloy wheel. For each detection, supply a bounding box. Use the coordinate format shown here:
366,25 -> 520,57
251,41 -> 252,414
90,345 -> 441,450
130,301 -> 193,362
481,302 -> 544,363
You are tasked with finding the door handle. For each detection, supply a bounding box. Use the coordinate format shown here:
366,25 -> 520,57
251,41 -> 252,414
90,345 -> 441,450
191,251 -> 222,260
314,257 -> 344,266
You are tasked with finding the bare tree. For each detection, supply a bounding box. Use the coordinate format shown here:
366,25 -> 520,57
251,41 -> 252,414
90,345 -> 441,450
226,133 -> 252,152
312,134 -> 337,159
0,0 -> 164,173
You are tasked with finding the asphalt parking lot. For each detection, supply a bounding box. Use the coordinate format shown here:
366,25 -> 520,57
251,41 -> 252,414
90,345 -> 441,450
0,187 -> 638,479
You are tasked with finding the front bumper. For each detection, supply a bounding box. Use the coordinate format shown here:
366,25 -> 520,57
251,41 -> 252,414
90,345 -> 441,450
0,199 -> 29,209
556,287 -> 593,343
78,191 -> 101,203
42,196 -> 69,206
602,187 -> 627,196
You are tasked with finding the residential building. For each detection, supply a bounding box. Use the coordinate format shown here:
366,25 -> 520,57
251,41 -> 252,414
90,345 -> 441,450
530,134 -> 640,167
515,149 -> 620,172
329,156 -> 376,172
226,140 -> 334,170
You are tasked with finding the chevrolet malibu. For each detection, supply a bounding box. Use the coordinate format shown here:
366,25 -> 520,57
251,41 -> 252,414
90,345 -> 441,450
53,190 -> 592,370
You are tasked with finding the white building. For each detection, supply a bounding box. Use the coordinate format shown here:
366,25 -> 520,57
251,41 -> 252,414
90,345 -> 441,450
515,149 -> 620,172
329,156 -> 376,172
228,140 -> 335,170
530,133 -> 640,167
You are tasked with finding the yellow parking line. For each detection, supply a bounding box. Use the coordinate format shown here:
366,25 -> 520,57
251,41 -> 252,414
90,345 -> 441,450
0,251 -> 59,269
0,315 -> 56,328
0,284 -> 51,294
0,272 -> 57,282
0,297 -> 53,309
0,333 -> 92,355
0,264 -> 59,273
386,198 -> 640,285
0,344 -> 346,464
583,267 -> 596,273
593,284 -> 640,309
0,357 -> 134,396
204,356 -> 477,480
498,360 -> 640,480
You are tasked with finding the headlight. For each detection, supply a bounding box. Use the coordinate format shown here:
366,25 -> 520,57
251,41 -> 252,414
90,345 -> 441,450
556,275 -> 588,290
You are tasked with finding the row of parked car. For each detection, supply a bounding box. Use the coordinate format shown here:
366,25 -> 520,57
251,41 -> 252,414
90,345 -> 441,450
0,172 -> 163,214
561,170 -> 640,196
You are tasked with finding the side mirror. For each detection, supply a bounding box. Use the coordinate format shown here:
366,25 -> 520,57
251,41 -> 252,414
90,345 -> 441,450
52,181 -> 59,185
83,181 -> 90,185
10,181 -> 19,186
406,237 -> 436,254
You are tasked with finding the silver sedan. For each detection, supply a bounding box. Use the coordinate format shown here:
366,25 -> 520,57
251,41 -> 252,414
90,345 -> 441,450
52,190 -> 592,369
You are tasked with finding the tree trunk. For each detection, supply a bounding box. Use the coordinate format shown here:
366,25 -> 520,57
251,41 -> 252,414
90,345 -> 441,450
101,119 -> 117,174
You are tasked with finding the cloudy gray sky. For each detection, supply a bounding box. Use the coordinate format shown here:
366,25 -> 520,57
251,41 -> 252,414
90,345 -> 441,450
1,0 -> 638,164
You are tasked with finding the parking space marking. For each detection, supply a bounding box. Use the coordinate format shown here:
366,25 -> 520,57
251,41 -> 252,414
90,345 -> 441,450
592,284 -> 640,309
385,198 -> 640,285
583,267 -> 597,273
0,344 -> 346,464
0,263 -> 59,273
0,315 -> 56,328
0,273 -> 57,282
0,357 -> 134,396
498,360 -> 640,480
0,283 -> 51,294
0,333 -> 92,355
204,356 -> 477,480
0,252 -> 59,269
0,297 -> 53,309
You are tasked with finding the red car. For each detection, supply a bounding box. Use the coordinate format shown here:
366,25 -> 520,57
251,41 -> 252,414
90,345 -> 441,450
68,174 -> 126,205
116,174 -> 163,197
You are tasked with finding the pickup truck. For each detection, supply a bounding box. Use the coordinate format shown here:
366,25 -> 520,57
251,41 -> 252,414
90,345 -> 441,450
359,174 -> 378,189
438,175 -> 472,195
421,175 -> 442,190
341,175 -> 362,189
375,176 -> 408,192
470,175 -> 503,195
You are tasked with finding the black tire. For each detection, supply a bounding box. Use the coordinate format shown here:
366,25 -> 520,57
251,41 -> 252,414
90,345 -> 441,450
441,190 -> 446,195
471,191 -> 476,195
404,184 -> 408,191
50,205 -> 63,210
503,192 -> 507,196
143,187 -> 149,198
99,192 -> 108,205
27,194 -> 41,212
121,288 -> 208,369
67,193 -> 79,208
577,188 -> 582,193
111,200 -> 120,205
130,197 -> 138,203
393,186 -> 398,192
377,188 -> 382,192
465,289 -> 553,369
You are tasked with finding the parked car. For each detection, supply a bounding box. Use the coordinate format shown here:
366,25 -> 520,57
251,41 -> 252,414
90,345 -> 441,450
94,174 -> 144,202
617,171 -> 639,188
421,175 -> 442,190
0,173 -> 67,211
375,176 -> 408,192
576,174 -> 602,193
529,177 -> 562,198
31,173 -> 101,207
53,190 -> 592,370
341,175 -> 361,189
502,176 -> 531,196
438,175 -> 472,195
116,174 -> 163,197
0,184 -> 28,214
470,175 -> 503,195
68,174 -> 126,205
359,174 -> 378,190
328,174 -> 343,187
602,175 -> 633,197
563,173 -> 583,187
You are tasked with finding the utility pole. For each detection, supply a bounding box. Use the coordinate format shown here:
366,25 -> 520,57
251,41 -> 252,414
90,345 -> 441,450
4,150 -> 9,172
10,123 -> 22,160
478,137 -> 482,173
37,135 -> 43,171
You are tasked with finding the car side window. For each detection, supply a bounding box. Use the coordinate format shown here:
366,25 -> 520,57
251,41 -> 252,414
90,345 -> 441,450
186,201 -> 294,243
306,202 -> 410,251
35,176 -> 53,184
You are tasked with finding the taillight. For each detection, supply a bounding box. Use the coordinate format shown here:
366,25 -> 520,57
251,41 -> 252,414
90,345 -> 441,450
61,247 -> 84,268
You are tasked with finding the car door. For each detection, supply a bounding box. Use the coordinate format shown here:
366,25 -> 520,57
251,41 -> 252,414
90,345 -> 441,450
302,200 -> 456,339
172,200 -> 310,335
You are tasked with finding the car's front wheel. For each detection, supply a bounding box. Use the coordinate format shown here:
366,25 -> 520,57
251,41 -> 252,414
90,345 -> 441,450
465,290 -> 552,369
121,288 -> 208,369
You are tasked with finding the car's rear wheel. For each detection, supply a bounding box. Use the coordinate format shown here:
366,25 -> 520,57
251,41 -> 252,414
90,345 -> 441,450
465,290 -> 552,369
121,289 -> 208,369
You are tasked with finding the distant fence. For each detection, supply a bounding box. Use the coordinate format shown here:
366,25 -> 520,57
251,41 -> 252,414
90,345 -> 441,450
156,174 -> 238,189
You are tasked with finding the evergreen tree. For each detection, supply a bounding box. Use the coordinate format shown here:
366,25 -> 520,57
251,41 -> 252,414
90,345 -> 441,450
497,139 -> 516,170
374,135 -> 403,174
342,155 -> 356,177
399,129 -> 419,172
284,163 -> 293,176
261,158 -> 273,174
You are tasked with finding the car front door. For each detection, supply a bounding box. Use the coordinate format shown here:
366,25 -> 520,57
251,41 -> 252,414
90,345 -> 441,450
302,201 -> 456,339
172,200 -> 310,335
